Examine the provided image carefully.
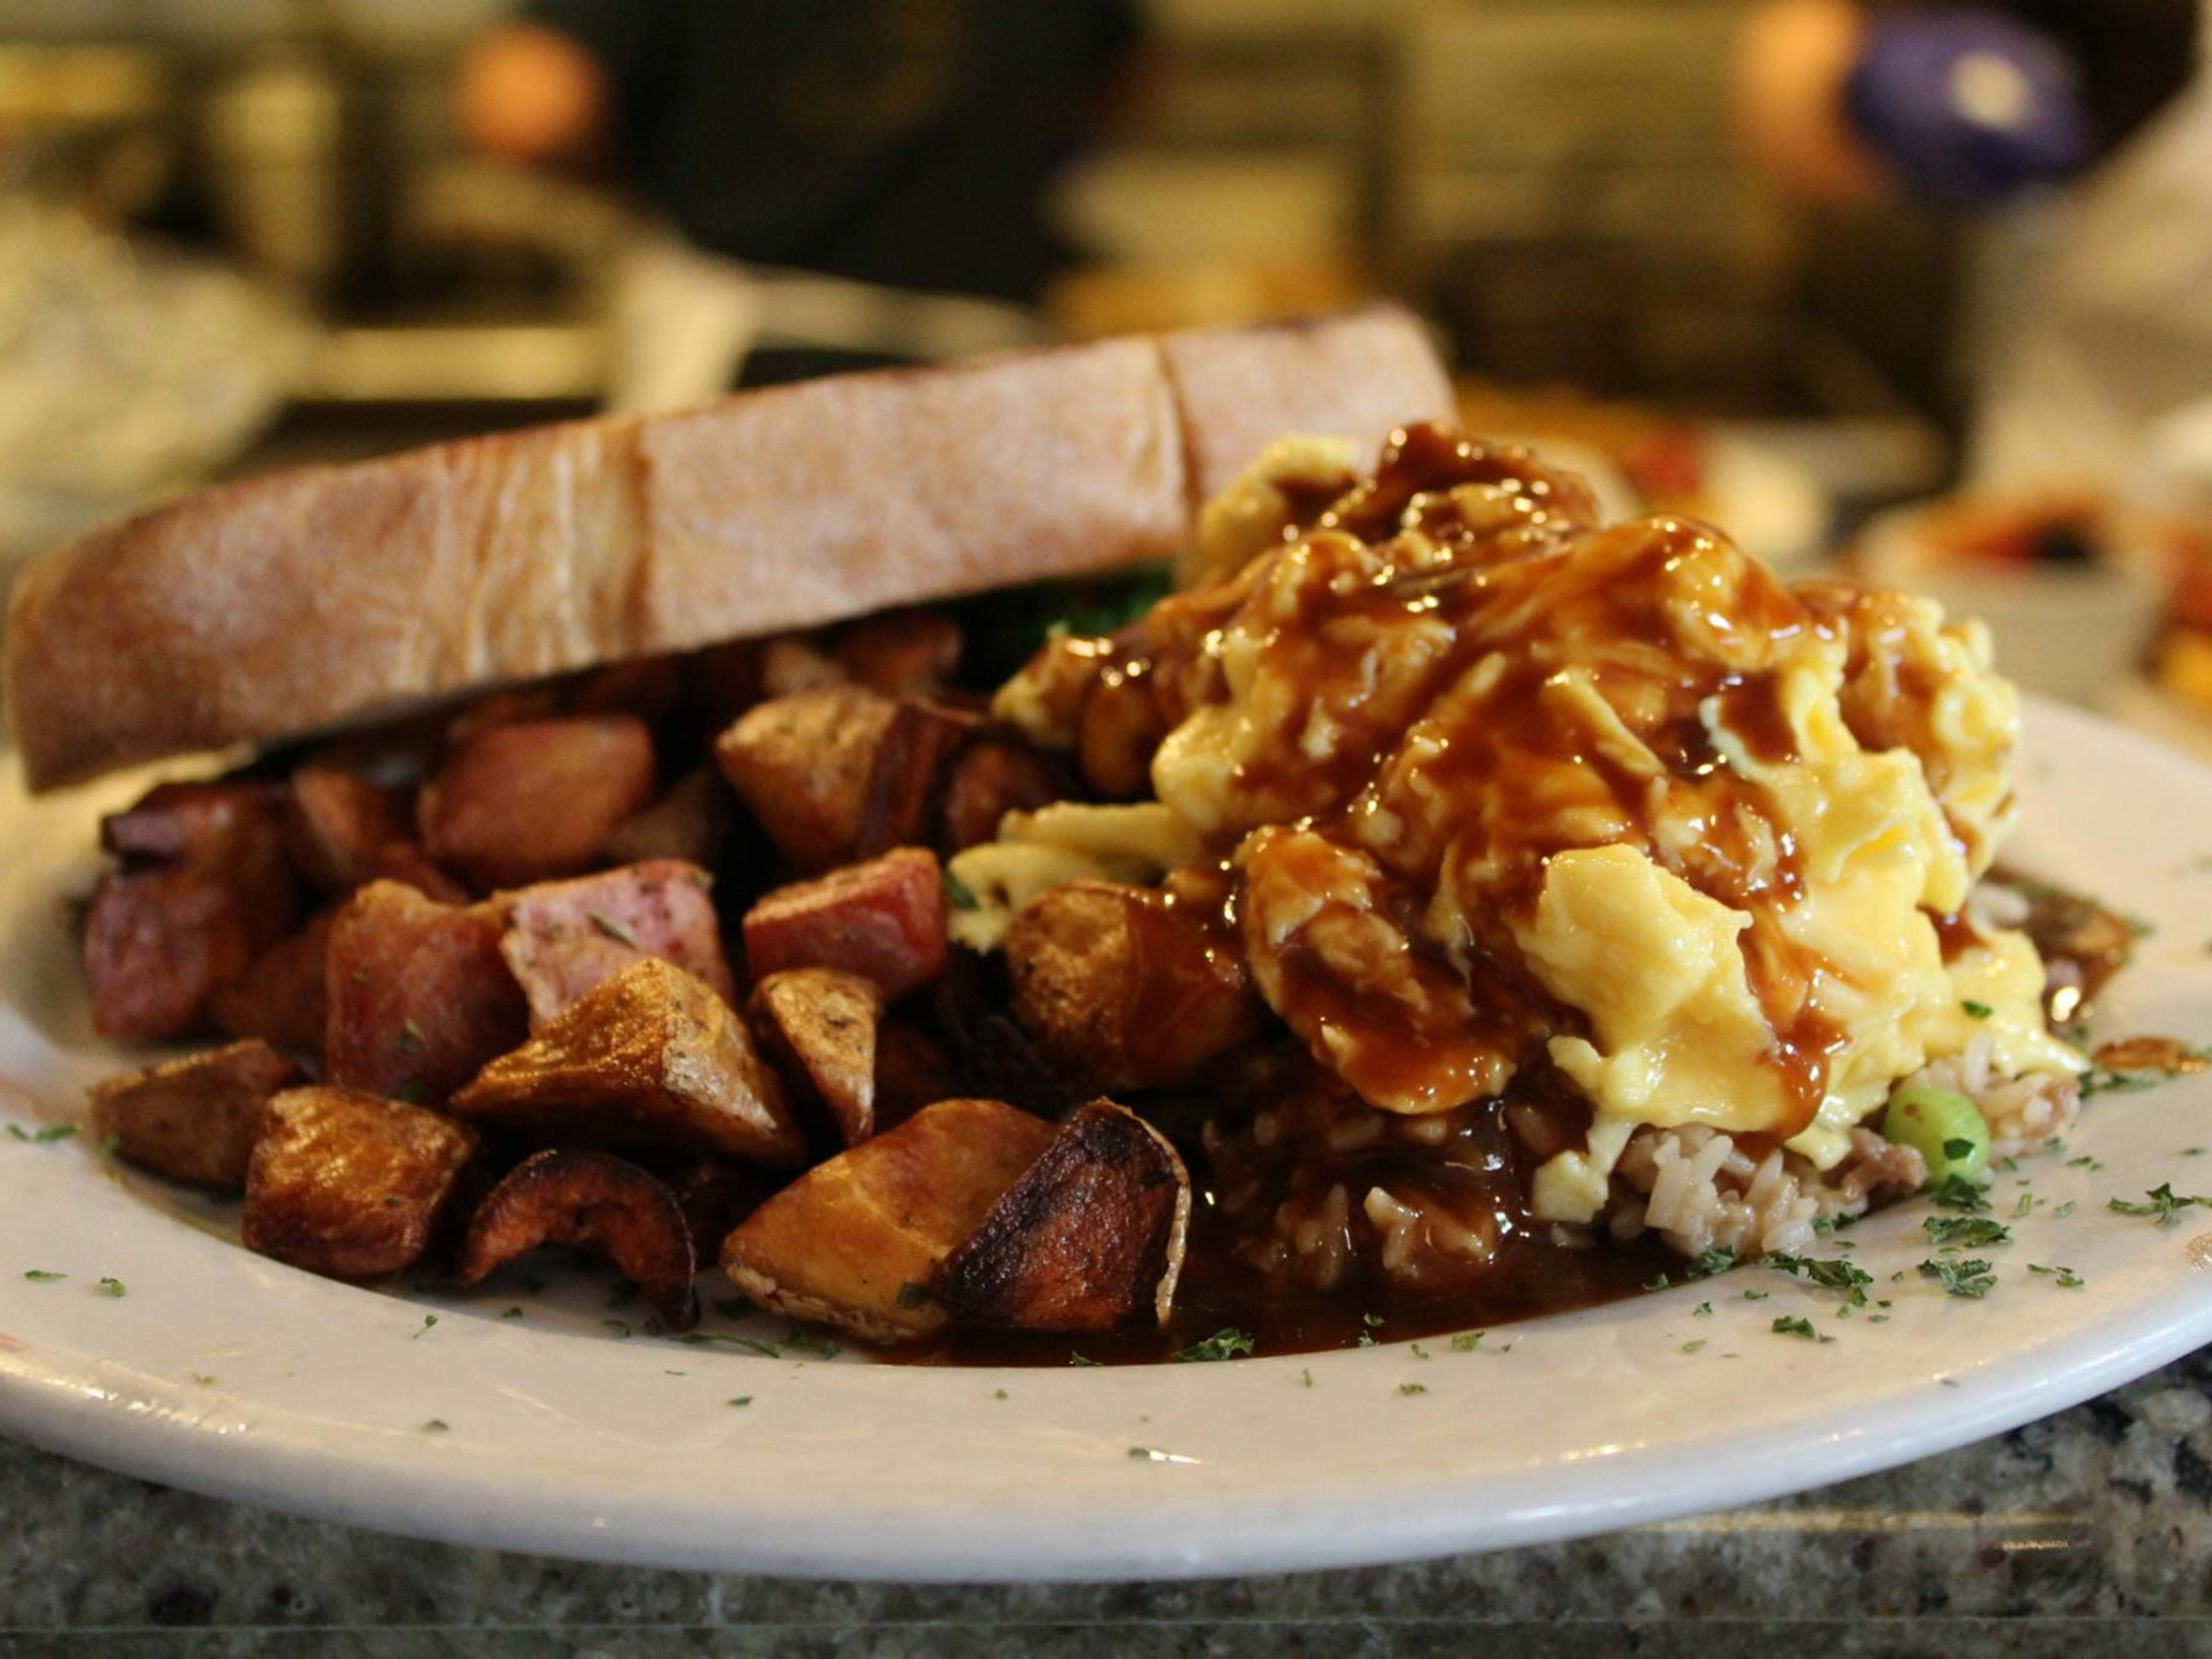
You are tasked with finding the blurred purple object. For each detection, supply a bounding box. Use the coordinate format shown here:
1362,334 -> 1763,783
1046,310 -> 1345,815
1844,8 -> 2093,205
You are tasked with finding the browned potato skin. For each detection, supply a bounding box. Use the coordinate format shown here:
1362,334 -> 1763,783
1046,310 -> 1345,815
931,1100 -> 1190,1334
938,735 -> 1060,851
458,1149 -> 699,1330
241,1087 -> 479,1280
451,958 -> 805,1168
605,769 -> 729,869
90,1039 -> 304,1191
720,1097 -> 1055,1343
211,908 -> 335,1056
872,1021 -> 957,1130
714,687 -> 897,872
748,968 -> 882,1147
420,715 -> 658,889
1005,882 -> 1260,1093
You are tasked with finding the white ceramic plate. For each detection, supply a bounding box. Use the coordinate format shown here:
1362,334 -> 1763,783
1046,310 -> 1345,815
2,696 -> 2210,1583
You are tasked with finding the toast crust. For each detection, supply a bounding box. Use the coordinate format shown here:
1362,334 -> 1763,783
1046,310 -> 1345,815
5,308 -> 1449,791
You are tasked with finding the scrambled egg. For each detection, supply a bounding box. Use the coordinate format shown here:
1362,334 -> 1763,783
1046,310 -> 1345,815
980,430 -> 2086,1222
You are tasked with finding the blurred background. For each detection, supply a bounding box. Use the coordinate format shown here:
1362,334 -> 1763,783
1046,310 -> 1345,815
2,0 -> 2209,732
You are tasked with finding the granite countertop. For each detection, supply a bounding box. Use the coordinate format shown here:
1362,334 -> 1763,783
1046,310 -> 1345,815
3,1346 -> 2206,1657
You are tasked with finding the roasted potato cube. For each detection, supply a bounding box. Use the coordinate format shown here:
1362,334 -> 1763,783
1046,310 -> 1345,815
241,1086 -> 479,1279
720,1097 -> 1054,1343
420,715 -> 658,888
873,1021 -> 958,1129
714,687 -> 897,872
605,769 -> 729,869
741,847 -> 948,1002
856,698 -> 984,858
286,767 -> 409,892
833,609 -> 962,696
211,909 -> 334,1056
370,840 -> 471,905
496,860 -> 736,1029
1005,881 -> 1259,1092
458,1149 -> 698,1330
451,958 -> 804,1167
89,1038 -> 304,1190
930,1099 -> 1190,1332
324,881 -> 529,1103
749,968 -> 881,1147
938,734 -> 1061,851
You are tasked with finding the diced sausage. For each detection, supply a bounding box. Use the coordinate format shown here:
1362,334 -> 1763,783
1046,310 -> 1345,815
84,866 -> 269,1041
749,968 -> 882,1148
1005,881 -> 1259,1092
100,780 -> 288,869
719,1098 -> 1055,1343
741,847 -> 948,1002
324,881 -> 529,1104
420,715 -> 657,889
495,860 -> 736,1029
286,767 -> 410,892
833,610 -> 962,696
90,1038 -> 304,1191
450,957 -> 804,1168
458,1149 -> 698,1330
931,1099 -> 1191,1332
211,908 -> 335,1056
714,687 -> 897,872
241,1086 -> 479,1280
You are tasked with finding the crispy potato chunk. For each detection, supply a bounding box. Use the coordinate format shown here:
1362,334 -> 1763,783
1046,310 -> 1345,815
741,847 -> 948,1002
211,909 -> 335,1056
834,609 -> 962,696
857,698 -> 984,858
421,715 -> 658,888
286,767 -> 409,892
720,1097 -> 1054,1343
606,770 -> 729,869
931,1099 -> 1190,1332
452,958 -> 804,1167
324,881 -> 529,1103
241,1086 -> 479,1279
496,860 -> 736,1029
873,1021 -> 958,1130
1005,881 -> 1259,1092
458,1149 -> 698,1330
749,969 -> 881,1147
714,687 -> 897,872
90,1038 -> 304,1191
939,734 -> 1061,851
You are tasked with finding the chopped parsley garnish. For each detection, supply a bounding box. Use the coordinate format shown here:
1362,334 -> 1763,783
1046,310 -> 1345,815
1742,1289 -> 1769,1301
1942,1137 -> 1978,1160
392,1020 -> 425,1055
1961,1001 -> 1994,1020
2028,1264 -> 2085,1288
2014,1192 -> 2035,1219
1127,1446 -> 1157,1460
501,1306 -> 524,1319
412,1314 -> 438,1339
1069,1353 -> 1101,1368
780,1327 -> 842,1361
1171,1328 -> 1256,1363
1681,1340 -> 1707,1354
21,1269 -> 63,1283
603,1320 -> 632,1339
421,1419 -> 449,1433
586,910 -> 639,946
1360,1311 -> 1384,1327
728,1396 -> 752,1407
1396,1382 -> 1427,1397
1408,1342 -> 1430,1360
1643,1273 -> 1672,1292
1764,1253 -> 1874,1306
894,1283 -> 931,1309
1300,1368 -> 1315,1387
1692,1301 -> 1713,1317
1688,1248 -> 1737,1279
993,1389 -> 1008,1400
942,872 -> 980,912
1919,1258 -> 1998,1299
2054,1200 -> 2077,1219
97,1277 -> 124,1298
1931,1175 -> 1991,1213
1923,1216 -> 2012,1249
6,1124 -> 75,1144
2108,1184 -> 2212,1226
1770,1316 -> 1820,1340
1450,1331 -> 1484,1352
1357,1332 -> 1376,1349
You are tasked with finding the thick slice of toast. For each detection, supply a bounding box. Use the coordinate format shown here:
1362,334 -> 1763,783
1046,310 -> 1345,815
4,307 -> 1449,791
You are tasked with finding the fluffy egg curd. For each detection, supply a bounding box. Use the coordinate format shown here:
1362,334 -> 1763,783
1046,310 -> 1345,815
956,422 -> 2089,1283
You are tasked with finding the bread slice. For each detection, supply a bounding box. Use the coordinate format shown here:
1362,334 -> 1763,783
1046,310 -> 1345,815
4,306 -> 1450,792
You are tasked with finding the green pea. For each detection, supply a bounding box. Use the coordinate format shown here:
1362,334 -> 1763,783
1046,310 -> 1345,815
1882,1082 -> 1991,1184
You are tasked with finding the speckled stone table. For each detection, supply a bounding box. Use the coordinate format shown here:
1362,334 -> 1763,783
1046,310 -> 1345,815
3,1346 -> 2207,1658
